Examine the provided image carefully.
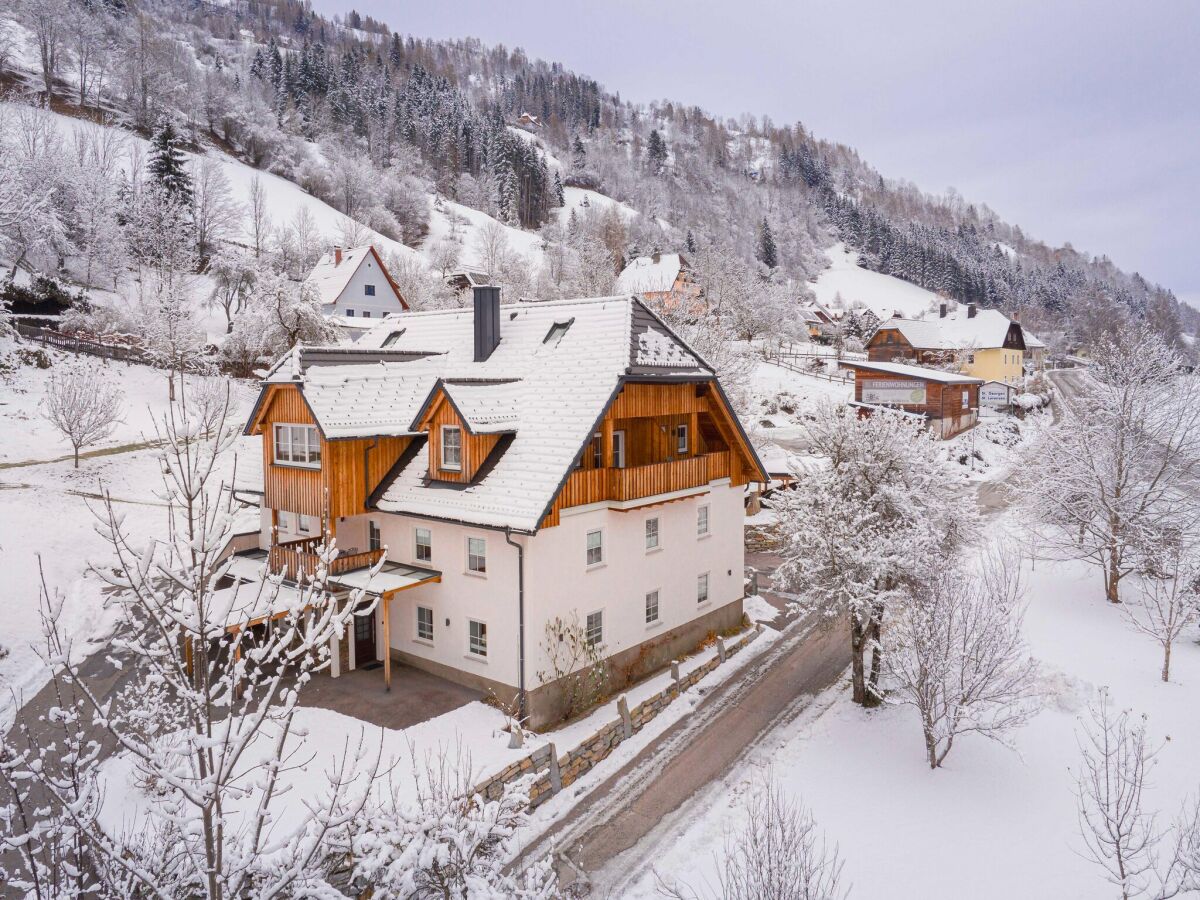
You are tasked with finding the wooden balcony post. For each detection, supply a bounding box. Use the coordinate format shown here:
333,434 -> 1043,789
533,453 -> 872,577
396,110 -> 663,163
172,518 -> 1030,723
601,415 -> 614,469
382,592 -> 392,692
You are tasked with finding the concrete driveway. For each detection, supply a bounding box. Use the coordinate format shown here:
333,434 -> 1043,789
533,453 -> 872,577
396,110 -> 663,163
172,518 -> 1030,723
297,660 -> 483,730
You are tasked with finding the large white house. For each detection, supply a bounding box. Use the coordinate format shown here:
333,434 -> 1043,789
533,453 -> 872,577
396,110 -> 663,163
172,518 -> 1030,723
239,288 -> 766,727
304,245 -> 408,322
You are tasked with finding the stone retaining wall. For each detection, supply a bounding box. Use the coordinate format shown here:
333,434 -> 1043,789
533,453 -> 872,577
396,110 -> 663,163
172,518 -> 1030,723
474,625 -> 762,808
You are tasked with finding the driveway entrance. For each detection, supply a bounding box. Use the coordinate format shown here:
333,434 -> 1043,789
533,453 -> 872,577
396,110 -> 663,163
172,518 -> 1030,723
299,659 -> 483,730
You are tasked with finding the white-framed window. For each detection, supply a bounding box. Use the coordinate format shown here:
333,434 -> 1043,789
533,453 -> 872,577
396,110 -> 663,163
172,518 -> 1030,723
273,423 -> 321,468
468,619 -> 488,657
368,520 -> 381,551
277,510 -> 291,532
967,353 -> 975,364
415,527 -> 432,563
697,572 -> 710,605
586,529 -> 604,567
697,504 -> 710,537
441,425 -> 462,471
676,423 -> 689,455
645,517 -> 660,551
467,536 -> 487,574
416,605 -> 434,642
364,283 -> 376,296
585,610 -> 603,647
645,590 -> 660,624
298,514 -> 316,535
612,430 -> 626,469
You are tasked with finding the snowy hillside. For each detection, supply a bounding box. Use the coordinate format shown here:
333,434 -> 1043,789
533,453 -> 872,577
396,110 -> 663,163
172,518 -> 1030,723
810,242 -> 945,320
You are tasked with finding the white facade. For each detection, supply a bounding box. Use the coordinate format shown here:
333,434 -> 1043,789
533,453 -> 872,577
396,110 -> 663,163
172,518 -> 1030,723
265,480 -> 746,691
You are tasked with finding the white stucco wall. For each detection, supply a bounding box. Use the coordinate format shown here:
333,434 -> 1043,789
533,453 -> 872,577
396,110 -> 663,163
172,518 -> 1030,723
324,255 -> 405,320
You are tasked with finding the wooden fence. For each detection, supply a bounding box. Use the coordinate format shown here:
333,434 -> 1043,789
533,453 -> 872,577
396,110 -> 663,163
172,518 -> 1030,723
15,323 -> 153,365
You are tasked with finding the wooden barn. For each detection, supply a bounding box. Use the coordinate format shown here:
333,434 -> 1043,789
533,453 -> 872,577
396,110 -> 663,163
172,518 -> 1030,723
839,359 -> 983,439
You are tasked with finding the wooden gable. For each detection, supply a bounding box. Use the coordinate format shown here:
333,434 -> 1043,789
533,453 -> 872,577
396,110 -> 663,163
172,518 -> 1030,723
417,387 -> 504,484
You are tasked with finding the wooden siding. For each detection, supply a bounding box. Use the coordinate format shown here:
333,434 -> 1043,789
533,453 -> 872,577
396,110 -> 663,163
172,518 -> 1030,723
540,379 -> 757,528
852,372 -> 980,440
424,393 -> 502,483
257,385 -> 410,521
268,536 -> 385,580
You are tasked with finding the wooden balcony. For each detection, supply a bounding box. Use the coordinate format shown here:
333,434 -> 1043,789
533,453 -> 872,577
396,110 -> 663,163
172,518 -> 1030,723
557,450 -> 731,510
267,537 -> 385,582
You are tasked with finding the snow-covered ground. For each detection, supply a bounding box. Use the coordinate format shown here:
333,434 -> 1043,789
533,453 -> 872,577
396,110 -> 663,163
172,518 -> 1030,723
811,242 -> 945,320
629,521 -> 1200,899
0,346 -> 258,721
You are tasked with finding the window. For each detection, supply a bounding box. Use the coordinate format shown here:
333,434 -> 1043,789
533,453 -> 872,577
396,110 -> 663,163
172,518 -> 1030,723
612,431 -> 626,469
697,504 -> 710,537
676,423 -> 689,455
543,319 -> 573,345
362,310 -> 372,318
277,510 -> 291,532
364,284 -> 376,296
586,529 -> 604,567
273,424 -> 321,467
962,390 -> 969,410
468,620 -> 487,657
645,517 -> 660,551
369,520 -> 381,551
585,610 -> 603,647
416,606 -> 434,642
415,528 -> 432,563
345,309 -> 355,317
298,514 -> 316,534
967,353 -> 975,364
592,432 -> 602,468
467,537 -> 487,574
697,573 -> 710,604
441,425 -> 462,471
381,329 -> 405,347
645,590 -> 660,624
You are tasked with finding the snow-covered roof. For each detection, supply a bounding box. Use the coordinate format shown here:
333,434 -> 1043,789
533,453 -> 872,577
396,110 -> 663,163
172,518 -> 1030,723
616,253 -> 685,294
254,295 -> 725,532
1023,330 -> 1047,349
839,359 -> 984,384
304,245 -> 405,308
874,308 -> 1022,350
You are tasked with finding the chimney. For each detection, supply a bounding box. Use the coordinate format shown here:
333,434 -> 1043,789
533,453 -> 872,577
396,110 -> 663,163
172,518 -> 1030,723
473,285 -> 502,362
334,246 -> 343,266
939,303 -> 947,318
967,303 -> 977,319
1011,310 -> 1020,322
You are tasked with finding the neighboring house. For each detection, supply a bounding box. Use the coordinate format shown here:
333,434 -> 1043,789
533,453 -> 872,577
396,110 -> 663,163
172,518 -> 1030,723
1023,329 -> 1048,372
866,303 -> 1028,385
239,288 -> 767,728
839,358 -> 983,439
516,112 -> 544,132
304,245 -> 408,322
616,252 -> 702,313
445,269 -> 491,295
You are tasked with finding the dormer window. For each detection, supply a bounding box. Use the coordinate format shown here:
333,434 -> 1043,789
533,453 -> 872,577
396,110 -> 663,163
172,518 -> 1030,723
441,425 -> 462,471
273,424 -> 320,468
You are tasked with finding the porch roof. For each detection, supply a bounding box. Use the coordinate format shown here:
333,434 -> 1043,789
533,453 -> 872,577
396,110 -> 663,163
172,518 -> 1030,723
329,560 -> 442,596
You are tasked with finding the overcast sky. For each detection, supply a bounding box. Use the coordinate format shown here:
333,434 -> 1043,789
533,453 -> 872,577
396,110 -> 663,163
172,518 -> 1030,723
315,0 -> 1199,307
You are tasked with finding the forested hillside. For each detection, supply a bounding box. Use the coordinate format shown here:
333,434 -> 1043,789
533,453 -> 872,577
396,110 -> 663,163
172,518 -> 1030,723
0,0 -> 1194,357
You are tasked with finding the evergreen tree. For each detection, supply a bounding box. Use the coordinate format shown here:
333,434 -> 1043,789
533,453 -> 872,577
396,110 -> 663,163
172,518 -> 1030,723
757,217 -> 778,270
686,229 -> 697,255
553,171 -> 565,206
646,129 -> 668,174
148,122 -> 193,203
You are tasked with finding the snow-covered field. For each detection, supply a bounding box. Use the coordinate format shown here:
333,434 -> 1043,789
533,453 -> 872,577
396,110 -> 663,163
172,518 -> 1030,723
811,242 -> 945,320
630,525 -> 1200,899
0,346 -> 258,721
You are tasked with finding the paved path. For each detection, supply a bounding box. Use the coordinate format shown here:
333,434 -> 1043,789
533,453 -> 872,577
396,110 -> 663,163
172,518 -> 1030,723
516,610 -> 850,894
0,438 -> 162,471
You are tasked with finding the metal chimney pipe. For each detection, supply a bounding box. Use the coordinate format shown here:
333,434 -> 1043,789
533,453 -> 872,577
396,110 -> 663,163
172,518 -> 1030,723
473,286 -> 502,362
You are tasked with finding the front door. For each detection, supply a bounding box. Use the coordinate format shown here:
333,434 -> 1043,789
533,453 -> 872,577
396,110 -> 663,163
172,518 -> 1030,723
353,610 -> 377,667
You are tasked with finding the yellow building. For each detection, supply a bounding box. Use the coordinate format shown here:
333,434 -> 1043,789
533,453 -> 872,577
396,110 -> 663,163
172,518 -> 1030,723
866,304 -> 1028,386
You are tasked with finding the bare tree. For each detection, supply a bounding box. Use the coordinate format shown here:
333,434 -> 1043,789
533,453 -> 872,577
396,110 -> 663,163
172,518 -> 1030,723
4,389 -> 382,897
40,366 -> 124,467
19,0 -> 71,103
885,549 -> 1039,768
536,612 -> 609,723
247,172 -> 270,258
477,219 -> 511,280
657,777 -> 847,900
66,2 -> 110,108
1122,536 -> 1200,683
1020,328 -> 1200,603
1074,691 -> 1196,899
190,157 -> 241,262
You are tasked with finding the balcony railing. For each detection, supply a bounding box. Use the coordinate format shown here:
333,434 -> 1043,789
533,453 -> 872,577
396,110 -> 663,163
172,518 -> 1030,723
558,450 -> 731,509
267,536 -> 385,582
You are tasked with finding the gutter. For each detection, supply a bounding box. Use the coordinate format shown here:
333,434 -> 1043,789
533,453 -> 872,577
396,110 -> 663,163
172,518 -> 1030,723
504,529 -> 528,725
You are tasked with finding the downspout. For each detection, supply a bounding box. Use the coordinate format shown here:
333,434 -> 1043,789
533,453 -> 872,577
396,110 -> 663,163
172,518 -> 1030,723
504,528 -> 527,725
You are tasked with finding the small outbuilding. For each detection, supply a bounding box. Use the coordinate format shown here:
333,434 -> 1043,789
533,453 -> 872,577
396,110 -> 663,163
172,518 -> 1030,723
839,359 -> 983,439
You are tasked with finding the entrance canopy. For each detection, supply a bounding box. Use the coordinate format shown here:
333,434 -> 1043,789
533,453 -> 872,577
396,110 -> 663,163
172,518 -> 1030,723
330,560 -> 441,596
